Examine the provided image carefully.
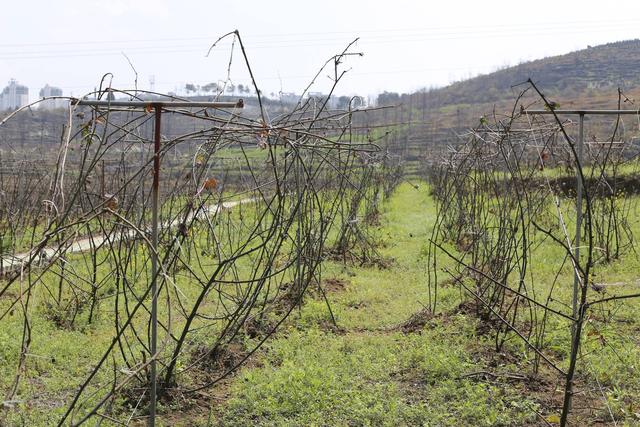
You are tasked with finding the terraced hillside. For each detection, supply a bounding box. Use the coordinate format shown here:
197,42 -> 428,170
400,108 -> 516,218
369,39 -> 640,175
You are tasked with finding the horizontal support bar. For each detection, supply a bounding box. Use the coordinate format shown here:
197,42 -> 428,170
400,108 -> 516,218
71,99 -> 244,109
524,109 -> 640,115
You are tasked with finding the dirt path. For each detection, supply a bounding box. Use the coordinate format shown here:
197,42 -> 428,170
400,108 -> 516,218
0,198 -> 253,274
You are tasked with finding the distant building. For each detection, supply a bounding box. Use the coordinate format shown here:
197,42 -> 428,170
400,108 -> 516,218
39,84 -> 66,110
0,79 -> 29,110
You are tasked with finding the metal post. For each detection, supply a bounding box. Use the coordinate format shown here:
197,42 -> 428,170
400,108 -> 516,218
149,105 -> 161,427
71,98 -> 243,427
572,114 -> 584,339
522,110 -> 637,328
101,160 -> 105,199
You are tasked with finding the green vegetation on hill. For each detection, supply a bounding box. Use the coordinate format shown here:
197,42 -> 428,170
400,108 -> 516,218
366,39 -> 640,175
425,39 -> 640,107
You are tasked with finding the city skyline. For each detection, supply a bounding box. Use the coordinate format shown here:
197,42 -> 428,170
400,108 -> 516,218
0,79 -> 68,110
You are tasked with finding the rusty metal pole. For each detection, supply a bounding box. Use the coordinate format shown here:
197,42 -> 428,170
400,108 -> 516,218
101,160 -> 105,199
71,98 -> 244,427
572,113 -> 584,340
149,104 -> 161,427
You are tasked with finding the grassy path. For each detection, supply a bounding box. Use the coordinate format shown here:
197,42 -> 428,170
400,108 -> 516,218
0,198 -> 253,274
203,184 -> 544,426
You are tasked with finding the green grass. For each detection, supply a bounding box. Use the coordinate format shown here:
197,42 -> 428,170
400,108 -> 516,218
209,184 -> 543,426
206,182 -> 640,426
218,324 -> 538,427
3,181 -> 640,426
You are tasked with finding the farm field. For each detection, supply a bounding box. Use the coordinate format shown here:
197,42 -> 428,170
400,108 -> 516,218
209,182 -> 547,426
48,179 -> 627,426
4,28 -> 640,427
2,171 -> 640,426
206,183 -> 640,427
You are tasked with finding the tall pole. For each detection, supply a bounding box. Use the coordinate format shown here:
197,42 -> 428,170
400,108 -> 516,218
71,98 -> 243,427
568,112 -> 584,420
521,108 -> 637,425
149,105 -> 161,427
572,113 -> 584,339
101,160 -> 105,199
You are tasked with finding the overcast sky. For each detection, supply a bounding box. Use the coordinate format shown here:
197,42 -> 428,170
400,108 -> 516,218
2,0 -> 640,101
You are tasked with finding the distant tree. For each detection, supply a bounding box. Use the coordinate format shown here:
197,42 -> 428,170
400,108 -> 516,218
226,84 -> 236,95
336,95 -> 351,110
376,91 -> 400,105
201,82 -> 218,94
237,83 -> 245,94
185,83 -> 197,95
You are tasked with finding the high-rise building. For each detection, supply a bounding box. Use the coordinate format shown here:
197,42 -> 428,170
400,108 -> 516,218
39,84 -> 66,110
0,79 -> 29,110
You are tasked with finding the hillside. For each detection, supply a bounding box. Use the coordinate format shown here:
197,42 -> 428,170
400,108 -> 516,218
428,39 -> 640,107
370,39 -> 640,172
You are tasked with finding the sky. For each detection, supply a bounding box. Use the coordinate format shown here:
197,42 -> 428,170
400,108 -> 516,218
2,0 -> 640,101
